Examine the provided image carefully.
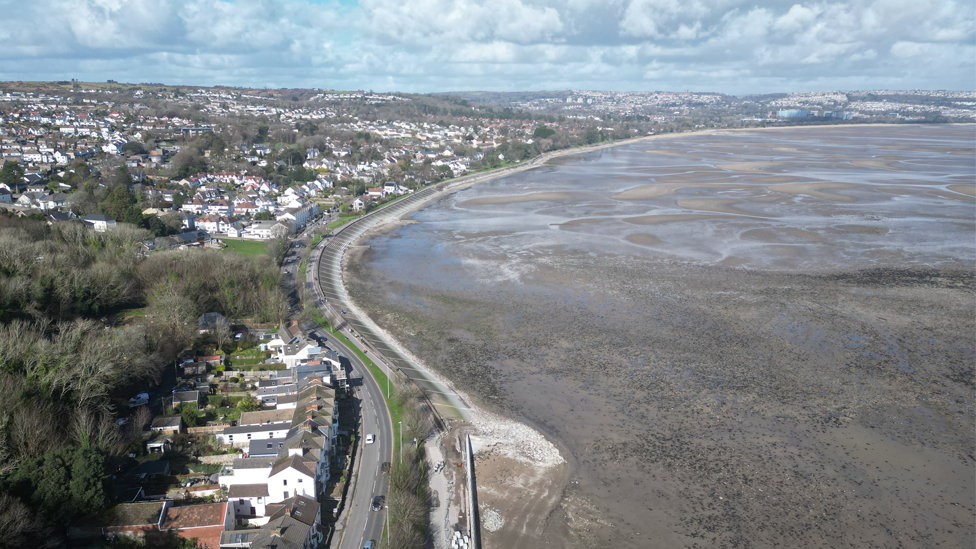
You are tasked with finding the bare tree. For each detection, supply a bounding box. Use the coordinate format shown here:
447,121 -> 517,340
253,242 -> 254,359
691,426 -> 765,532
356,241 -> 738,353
209,320 -> 233,352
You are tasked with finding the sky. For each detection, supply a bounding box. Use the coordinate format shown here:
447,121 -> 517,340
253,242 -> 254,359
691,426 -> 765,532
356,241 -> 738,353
0,0 -> 973,94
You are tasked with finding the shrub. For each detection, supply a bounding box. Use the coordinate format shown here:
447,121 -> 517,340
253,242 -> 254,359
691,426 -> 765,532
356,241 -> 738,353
228,377 -> 239,383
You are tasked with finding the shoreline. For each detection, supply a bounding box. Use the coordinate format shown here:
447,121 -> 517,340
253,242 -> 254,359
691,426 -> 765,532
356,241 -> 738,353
333,119 -> 975,454
331,123 -> 975,547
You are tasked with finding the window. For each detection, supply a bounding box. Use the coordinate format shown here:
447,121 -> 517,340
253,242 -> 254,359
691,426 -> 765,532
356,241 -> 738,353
283,491 -> 289,499
283,480 -> 287,486
228,435 -> 233,441
247,434 -> 252,439
297,478 -> 302,483
267,443 -> 273,449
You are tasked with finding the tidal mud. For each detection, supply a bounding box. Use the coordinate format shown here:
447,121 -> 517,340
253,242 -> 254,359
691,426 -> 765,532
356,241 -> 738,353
346,125 -> 976,548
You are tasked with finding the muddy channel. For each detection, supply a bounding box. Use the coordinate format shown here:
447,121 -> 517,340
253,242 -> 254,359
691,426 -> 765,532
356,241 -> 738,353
346,125 -> 976,548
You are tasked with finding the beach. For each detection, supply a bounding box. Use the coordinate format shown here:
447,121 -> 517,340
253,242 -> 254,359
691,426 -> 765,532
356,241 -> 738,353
345,124 -> 975,548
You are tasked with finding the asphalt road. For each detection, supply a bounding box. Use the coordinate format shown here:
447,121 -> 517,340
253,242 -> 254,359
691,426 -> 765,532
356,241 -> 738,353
299,229 -> 393,549
311,192 -> 475,423
315,327 -> 392,549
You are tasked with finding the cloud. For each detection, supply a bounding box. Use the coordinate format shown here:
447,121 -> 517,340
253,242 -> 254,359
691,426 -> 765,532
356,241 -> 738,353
0,0 -> 971,93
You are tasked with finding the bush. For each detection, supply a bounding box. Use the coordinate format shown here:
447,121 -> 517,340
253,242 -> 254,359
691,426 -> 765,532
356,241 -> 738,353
228,377 -> 239,383
207,395 -> 226,408
236,395 -> 260,413
181,405 -> 198,428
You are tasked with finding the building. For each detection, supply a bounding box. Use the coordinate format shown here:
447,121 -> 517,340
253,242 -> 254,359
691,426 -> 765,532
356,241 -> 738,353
160,501 -> 234,549
82,214 -> 117,232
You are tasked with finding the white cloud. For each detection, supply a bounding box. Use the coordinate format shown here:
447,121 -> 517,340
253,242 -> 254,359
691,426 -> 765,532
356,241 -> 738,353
0,0 -> 971,93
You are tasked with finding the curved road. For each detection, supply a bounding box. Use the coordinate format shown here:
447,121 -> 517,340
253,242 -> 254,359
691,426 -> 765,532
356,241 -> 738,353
288,231 -> 392,549
308,155 -> 566,423
305,138 -> 652,547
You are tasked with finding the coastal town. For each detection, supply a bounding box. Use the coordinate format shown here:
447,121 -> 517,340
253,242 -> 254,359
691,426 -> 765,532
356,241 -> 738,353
0,81 -> 972,549
1,84 -> 973,248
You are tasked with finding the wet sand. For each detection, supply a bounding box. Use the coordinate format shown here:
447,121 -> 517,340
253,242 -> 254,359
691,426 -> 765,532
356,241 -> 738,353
345,125 -> 976,548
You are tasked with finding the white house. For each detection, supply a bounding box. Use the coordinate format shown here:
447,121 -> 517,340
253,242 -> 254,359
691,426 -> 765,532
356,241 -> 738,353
39,193 -> 69,211
244,220 -> 276,240
82,214 -> 117,232
217,424 -> 292,448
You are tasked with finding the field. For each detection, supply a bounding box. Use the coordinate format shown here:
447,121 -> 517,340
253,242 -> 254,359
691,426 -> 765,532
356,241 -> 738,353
218,238 -> 267,256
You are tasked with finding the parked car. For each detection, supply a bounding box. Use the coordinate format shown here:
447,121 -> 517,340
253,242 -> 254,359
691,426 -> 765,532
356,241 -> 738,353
128,392 -> 150,408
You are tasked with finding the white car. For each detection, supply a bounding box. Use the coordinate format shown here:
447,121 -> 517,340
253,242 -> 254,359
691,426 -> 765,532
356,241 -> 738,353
365,434 -> 375,444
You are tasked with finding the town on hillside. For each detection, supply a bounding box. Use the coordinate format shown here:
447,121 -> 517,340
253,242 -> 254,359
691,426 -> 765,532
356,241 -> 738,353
1,84 -> 973,246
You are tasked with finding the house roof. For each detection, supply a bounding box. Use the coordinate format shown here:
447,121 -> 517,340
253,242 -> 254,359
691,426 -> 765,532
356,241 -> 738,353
249,439 -> 287,457
228,483 -> 270,498
151,416 -> 183,429
174,390 -> 200,404
88,501 -> 165,527
247,513 -> 312,549
266,495 -> 319,527
239,409 -> 294,426
269,455 -> 316,478
82,214 -> 114,222
278,431 -> 324,454
223,423 -> 289,436
232,457 -> 275,470
161,502 -> 226,529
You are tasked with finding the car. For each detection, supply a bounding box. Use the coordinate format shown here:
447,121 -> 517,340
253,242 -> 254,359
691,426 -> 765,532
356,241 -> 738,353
363,542 -> 373,549
371,496 -> 382,512
365,434 -> 375,444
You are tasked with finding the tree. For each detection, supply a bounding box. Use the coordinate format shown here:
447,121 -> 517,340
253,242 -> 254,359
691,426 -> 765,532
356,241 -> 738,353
121,141 -> 148,156
175,156 -> 207,179
3,447 -> 109,523
236,395 -> 260,413
265,234 -> 289,265
180,404 -> 198,428
207,320 -> 232,352
533,127 -> 555,139
0,161 -> 24,190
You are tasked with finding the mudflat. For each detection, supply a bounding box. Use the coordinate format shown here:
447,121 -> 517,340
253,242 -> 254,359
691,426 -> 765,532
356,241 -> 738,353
346,125 -> 976,548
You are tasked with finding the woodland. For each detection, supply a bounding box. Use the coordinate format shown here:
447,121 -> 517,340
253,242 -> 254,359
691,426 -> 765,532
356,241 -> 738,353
0,213 -> 288,546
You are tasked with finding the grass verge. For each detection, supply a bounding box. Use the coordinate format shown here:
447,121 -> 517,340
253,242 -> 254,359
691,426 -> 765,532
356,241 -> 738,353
312,317 -> 404,457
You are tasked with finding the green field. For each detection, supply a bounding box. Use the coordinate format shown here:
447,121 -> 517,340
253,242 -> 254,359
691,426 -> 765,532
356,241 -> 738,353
219,239 -> 267,256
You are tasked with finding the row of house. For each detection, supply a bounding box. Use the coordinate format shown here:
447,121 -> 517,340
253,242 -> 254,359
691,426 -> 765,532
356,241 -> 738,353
74,495 -> 321,549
